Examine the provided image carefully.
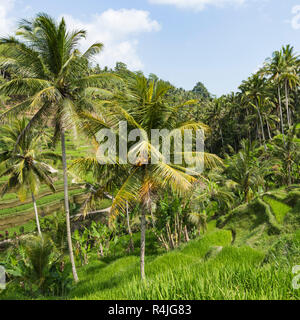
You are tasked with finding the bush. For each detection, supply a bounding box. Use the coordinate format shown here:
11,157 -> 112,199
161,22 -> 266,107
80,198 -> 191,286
3,235 -> 73,297
40,212 -> 67,253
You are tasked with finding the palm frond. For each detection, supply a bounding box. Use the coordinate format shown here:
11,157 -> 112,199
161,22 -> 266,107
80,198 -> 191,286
0,78 -> 52,96
151,162 -> 196,195
0,99 -> 32,122
82,43 -> 104,61
110,168 -> 141,221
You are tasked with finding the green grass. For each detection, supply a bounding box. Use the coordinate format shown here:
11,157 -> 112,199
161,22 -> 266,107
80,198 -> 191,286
263,195 -> 291,223
206,219 -> 217,233
1,227 -> 299,300
66,230 -> 299,300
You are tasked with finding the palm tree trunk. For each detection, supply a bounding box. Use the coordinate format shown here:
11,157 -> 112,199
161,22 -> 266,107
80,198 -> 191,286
126,202 -> 134,252
245,185 -> 250,203
287,150 -> 292,186
184,225 -> 190,242
140,208 -> 146,280
257,123 -> 261,145
256,103 -> 267,151
246,108 -> 252,143
278,85 -> 285,143
266,117 -> 272,140
31,193 -> 42,236
220,128 -> 224,149
285,80 -> 291,127
61,129 -> 79,283
288,163 -> 292,186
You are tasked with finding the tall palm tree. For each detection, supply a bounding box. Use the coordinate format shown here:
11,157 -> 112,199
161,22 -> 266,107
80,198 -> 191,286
240,74 -> 269,150
206,97 -> 227,151
0,14 -> 117,282
74,75 -> 222,279
261,46 -> 299,137
249,95 -> 277,145
271,125 -> 300,186
0,119 -> 58,236
281,45 -> 299,127
262,50 -> 286,140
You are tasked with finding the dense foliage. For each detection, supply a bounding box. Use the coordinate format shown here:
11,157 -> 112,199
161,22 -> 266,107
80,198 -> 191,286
0,13 -> 299,300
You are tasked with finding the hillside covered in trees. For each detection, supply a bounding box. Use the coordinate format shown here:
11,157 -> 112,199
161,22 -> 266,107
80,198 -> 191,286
0,14 -> 299,300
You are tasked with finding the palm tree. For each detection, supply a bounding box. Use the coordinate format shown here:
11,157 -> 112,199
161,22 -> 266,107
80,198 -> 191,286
262,50 -> 286,140
75,74 -> 222,279
188,212 -> 207,235
261,47 -> 299,137
249,95 -> 277,145
206,97 -> 227,151
281,45 -> 299,127
240,74 -> 269,150
125,201 -> 135,252
193,175 -> 235,213
0,119 -> 58,236
0,14 -> 118,282
70,156 -> 136,252
271,125 -> 300,186
225,140 -> 271,202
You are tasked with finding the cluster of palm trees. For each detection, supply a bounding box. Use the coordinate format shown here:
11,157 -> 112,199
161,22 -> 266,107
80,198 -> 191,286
0,119 -> 59,236
0,13 -> 299,286
0,14 -> 221,282
204,45 -> 300,155
0,13 -> 117,282
262,45 -> 299,131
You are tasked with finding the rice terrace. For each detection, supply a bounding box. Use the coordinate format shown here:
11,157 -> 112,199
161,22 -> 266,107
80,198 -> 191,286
0,0 -> 299,303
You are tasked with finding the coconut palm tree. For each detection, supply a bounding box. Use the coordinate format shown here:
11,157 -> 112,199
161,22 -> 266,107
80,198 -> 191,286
0,14 -> 118,282
281,45 -> 299,127
0,119 -> 59,236
271,125 -> 300,186
240,74 -> 269,150
225,140 -> 271,202
249,95 -> 277,146
262,50 -> 286,140
261,47 -> 299,137
193,177 -> 235,213
74,74 -> 222,279
188,212 -> 207,235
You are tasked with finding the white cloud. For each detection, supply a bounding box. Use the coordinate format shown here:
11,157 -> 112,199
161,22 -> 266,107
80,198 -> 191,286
148,0 -> 245,11
0,0 -> 15,35
63,9 -> 161,70
291,5 -> 300,30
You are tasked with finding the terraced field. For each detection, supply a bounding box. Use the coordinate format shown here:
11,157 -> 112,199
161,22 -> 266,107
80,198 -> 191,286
0,131 -> 101,236
219,186 -> 300,249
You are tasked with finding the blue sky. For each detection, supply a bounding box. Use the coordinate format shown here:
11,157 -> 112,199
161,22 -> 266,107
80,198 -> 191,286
0,0 -> 300,96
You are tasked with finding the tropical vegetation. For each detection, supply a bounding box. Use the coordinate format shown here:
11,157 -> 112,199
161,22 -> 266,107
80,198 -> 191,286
0,13 -> 299,300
